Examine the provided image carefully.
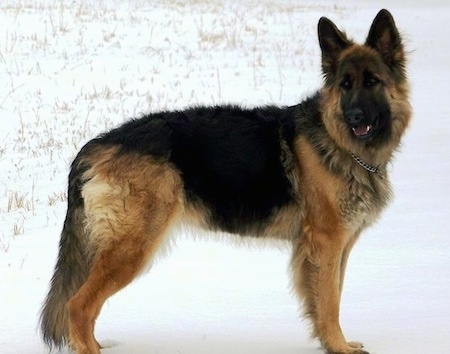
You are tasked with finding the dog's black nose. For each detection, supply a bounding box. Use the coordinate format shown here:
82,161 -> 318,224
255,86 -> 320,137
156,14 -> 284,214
344,108 -> 365,125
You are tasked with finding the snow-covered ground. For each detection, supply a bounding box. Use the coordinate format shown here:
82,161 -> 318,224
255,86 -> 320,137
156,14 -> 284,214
1,1 -> 449,353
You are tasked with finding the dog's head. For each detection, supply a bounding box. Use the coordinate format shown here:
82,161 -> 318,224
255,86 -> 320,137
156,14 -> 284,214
318,9 -> 409,151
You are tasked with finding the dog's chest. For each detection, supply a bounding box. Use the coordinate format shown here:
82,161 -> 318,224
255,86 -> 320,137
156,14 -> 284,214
337,175 -> 391,230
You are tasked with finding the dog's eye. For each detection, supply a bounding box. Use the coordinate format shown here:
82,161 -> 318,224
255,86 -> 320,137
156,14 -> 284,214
364,75 -> 380,88
340,76 -> 352,90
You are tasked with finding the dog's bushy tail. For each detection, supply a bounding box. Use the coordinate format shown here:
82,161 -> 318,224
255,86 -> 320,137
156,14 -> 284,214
40,153 -> 92,350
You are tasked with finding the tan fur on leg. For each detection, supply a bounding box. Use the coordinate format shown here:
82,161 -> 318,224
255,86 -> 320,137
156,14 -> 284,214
67,151 -> 183,354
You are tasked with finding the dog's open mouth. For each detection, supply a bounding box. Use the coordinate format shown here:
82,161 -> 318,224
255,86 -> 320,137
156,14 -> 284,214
351,119 -> 379,139
352,124 -> 373,137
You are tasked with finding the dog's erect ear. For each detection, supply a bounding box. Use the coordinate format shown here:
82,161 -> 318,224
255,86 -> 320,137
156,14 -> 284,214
365,9 -> 404,69
318,17 -> 351,83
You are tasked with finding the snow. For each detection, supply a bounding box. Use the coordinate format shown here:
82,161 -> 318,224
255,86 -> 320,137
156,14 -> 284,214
0,0 -> 449,353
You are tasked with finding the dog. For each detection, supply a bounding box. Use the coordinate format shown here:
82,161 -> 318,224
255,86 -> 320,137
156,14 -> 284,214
40,9 -> 410,354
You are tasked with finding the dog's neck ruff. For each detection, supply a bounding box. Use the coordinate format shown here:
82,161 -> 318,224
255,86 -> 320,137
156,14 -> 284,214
351,153 -> 385,179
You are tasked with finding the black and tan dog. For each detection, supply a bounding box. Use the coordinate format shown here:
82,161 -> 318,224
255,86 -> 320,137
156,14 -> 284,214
40,9 -> 410,354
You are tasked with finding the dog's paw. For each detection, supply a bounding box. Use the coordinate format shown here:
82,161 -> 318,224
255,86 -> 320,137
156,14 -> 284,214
348,341 -> 364,349
325,342 -> 369,354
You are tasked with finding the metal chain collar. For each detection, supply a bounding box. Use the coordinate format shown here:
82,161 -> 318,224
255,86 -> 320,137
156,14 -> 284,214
350,153 -> 385,179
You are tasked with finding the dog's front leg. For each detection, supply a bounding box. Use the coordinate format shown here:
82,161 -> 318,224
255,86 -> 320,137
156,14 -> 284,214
291,228 -> 368,354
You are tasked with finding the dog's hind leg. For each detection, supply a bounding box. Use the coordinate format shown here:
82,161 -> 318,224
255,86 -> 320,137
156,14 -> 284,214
67,157 -> 182,354
66,230 -> 173,354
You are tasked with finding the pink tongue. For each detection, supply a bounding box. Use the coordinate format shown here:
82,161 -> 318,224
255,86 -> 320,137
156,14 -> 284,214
353,125 -> 370,136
